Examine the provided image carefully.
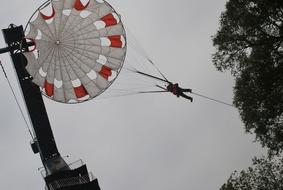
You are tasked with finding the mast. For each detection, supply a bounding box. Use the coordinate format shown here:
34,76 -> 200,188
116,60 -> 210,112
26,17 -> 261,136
1,24 -> 100,190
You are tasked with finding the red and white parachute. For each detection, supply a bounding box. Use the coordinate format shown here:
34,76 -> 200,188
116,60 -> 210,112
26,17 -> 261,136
24,0 -> 126,103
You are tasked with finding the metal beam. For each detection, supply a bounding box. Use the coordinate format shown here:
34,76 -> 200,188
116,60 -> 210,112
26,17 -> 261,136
2,24 -> 63,171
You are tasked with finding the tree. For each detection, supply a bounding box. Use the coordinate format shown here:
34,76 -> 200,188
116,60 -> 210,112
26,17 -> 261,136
220,155 -> 283,190
213,0 -> 283,154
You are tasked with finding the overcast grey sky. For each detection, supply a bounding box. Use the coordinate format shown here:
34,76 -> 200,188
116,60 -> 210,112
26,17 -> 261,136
0,0 -> 266,190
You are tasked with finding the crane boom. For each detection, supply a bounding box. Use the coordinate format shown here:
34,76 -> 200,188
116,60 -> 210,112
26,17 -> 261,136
1,24 -> 100,190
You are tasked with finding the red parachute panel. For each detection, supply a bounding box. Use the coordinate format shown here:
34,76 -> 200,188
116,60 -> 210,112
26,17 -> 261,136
108,35 -> 123,48
99,66 -> 112,80
101,14 -> 118,27
74,85 -> 88,98
44,80 -> 54,96
40,7 -> 55,20
74,0 -> 90,11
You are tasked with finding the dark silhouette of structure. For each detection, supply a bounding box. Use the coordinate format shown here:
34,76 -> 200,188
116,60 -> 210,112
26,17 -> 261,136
1,24 -> 100,190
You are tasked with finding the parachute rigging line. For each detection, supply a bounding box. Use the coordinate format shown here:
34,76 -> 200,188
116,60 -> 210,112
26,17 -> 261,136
147,59 -> 169,82
191,92 -> 234,107
155,84 -> 167,90
0,61 -> 34,138
135,70 -> 169,83
138,90 -> 167,94
127,28 -> 169,82
137,88 -> 234,107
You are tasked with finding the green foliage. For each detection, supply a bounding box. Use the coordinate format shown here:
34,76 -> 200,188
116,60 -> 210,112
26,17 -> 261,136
213,0 -> 283,154
220,155 -> 283,190
213,0 -> 283,75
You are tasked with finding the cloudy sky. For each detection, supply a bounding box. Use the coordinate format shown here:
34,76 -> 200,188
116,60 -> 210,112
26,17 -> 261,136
0,0 -> 266,190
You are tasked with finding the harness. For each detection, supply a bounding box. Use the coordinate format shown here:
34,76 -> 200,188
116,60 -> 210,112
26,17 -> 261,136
172,84 -> 178,95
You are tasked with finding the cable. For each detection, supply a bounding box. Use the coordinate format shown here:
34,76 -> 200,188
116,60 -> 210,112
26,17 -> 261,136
147,58 -> 169,82
126,28 -> 169,82
0,60 -> 34,138
122,26 -> 234,108
192,91 -> 234,107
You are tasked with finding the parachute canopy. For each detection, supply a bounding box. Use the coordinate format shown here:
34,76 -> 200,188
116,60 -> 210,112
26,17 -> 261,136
24,0 -> 127,103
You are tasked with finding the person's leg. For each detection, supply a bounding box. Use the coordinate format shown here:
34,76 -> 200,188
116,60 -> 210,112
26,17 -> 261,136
180,93 -> 193,102
181,88 -> 192,93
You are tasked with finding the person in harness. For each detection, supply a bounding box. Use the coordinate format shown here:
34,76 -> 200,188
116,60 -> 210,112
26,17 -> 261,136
135,70 -> 193,102
166,82 -> 193,102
